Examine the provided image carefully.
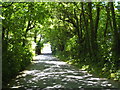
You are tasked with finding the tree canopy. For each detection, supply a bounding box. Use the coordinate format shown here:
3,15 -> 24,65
2,2 -> 120,87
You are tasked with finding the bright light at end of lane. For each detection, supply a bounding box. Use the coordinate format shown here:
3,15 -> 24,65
41,43 -> 52,54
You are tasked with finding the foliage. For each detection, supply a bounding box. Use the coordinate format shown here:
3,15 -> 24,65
2,2 -> 120,87
2,2 -> 49,87
42,2 -> 120,81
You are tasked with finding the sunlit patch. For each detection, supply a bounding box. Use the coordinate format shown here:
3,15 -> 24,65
22,70 -> 39,75
53,84 -> 64,88
66,75 -> 84,79
11,86 -> 21,88
107,84 -> 112,86
87,81 -> 98,84
33,55 -> 57,61
43,61 -> 67,65
82,74 -> 93,78
43,83 -> 46,85
45,84 -> 64,89
86,77 -> 107,81
87,83 -> 93,86
79,86 -> 82,88
66,70 -> 74,73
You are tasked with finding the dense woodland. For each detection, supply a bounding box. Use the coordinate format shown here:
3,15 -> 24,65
2,2 -> 120,87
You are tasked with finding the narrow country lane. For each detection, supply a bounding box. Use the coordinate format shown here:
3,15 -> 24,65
2,2 -> 120,90
7,54 -> 120,89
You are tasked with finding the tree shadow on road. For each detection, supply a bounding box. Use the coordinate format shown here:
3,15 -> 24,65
5,55 -> 120,89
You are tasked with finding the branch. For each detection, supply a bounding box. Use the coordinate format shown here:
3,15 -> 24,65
26,21 -> 36,33
95,4 -> 100,38
2,2 -> 13,8
59,13 -> 77,28
27,24 -> 36,31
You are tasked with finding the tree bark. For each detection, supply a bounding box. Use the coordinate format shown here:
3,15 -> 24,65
95,4 -> 100,39
110,2 -> 120,55
81,2 -> 91,59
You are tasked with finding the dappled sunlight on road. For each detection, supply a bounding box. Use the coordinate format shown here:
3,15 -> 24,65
8,55 -> 120,89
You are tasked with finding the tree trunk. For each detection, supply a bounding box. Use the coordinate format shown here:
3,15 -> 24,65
81,2 -> 92,60
110,2 -> 120,69
88,2 -> 95,59
110,2 -> 120,54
